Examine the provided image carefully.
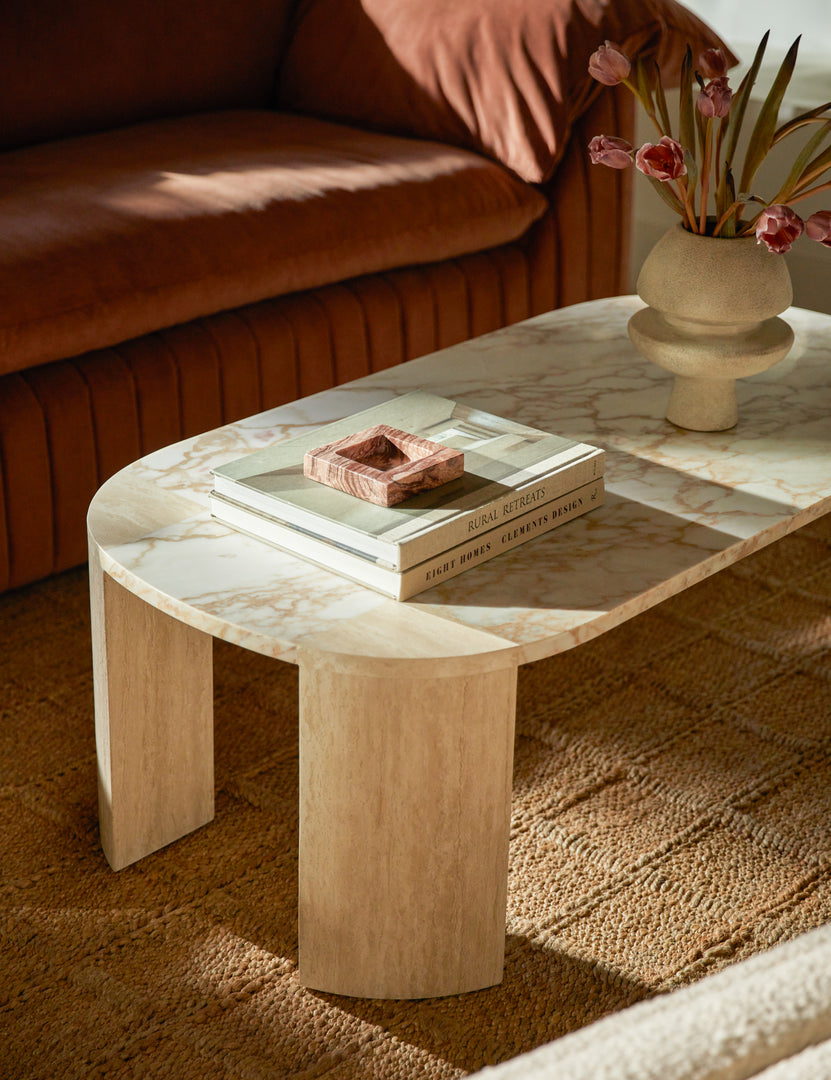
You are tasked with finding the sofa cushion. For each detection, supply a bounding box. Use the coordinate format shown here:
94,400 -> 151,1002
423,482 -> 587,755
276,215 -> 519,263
0,111 -> 548,377
0,0 -> 296,151
277,0 -> 734,183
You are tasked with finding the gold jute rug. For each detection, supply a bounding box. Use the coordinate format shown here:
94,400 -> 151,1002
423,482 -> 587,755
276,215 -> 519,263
2,515 -> 830,1079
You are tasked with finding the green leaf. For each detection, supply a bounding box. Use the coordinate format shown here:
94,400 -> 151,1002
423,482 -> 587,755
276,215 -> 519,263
773,101 -> 831,144
791,139 -> 831,191
787,176 -> 831,205
653,60 -> 673,136
646,175 -> 685,215
678,46 -> 696,159
772,119 -> 831,201
739,35 -> 801,194
711,113 -> 729,195
696,104 -> 707,159
635,57 -> 650,101
634,57 -> 657,126
715,164 -> 737,235
715,152 -> 730,218
713,191 -> 762,236
720,31 -> 769,172
683,147 -> 699,192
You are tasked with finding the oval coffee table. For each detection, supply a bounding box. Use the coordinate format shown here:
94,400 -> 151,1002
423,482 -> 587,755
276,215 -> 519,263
87,296 -> 831,999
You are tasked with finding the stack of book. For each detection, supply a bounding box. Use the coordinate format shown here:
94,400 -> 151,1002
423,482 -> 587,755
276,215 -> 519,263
209,391 -> 605,600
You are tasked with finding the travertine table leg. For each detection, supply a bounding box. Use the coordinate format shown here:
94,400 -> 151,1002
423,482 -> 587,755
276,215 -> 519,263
297,650 -> 518,999
89,556 -> 214,870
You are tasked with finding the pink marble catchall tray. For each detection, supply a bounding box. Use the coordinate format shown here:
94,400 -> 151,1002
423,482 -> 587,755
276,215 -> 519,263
303,424 -> 464,506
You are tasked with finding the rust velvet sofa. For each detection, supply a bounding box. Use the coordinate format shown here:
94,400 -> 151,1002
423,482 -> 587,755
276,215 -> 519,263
0,0 -> 726,593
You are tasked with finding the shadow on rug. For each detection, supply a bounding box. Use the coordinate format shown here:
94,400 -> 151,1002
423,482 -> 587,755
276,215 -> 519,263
1,515 -> 830,1079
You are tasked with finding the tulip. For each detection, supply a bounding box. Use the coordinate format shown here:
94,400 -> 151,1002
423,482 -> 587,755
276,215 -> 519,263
635,137 -> 687,182
697,77 -> 732,119
755,205 -> 804,253
805,210 -> 831,247
588,135 -> 635,169
698,48 -> 728,79
588,41 -> 631,86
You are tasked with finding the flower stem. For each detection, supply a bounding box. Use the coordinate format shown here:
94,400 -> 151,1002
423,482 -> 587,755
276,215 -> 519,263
699,119 -> 714,234
714,116 -> 727,190
678,181 -> 699,232
786,177 -> 831,204
622,77 -> 664,137
712,201 -> 742,236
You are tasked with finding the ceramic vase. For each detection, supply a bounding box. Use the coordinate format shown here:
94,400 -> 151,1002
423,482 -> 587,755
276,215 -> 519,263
627,223 -> 794,431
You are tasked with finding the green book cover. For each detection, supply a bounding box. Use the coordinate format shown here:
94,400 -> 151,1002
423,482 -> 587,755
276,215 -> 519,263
212,392 -> 603,570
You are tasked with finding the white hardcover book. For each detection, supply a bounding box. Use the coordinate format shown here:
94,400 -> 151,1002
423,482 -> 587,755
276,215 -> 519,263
210,477 -> 604,600
212,392 -> 604,570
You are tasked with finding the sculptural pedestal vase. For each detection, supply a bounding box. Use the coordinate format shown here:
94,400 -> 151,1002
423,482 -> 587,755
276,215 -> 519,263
628,224 -> 794,431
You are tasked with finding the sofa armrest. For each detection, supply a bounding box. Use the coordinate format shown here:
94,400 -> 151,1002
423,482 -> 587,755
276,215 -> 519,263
276,0 -> 733,184
468,924 -> 831,1079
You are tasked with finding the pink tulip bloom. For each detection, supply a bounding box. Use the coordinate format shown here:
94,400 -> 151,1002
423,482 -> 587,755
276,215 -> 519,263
588,135 -> 635,169
755,205 -> 804,253
588,41 -> 631,86
635,137 -> 687,182
698,48 -> 728,79
805,210 -> 831,247
697,77 -> 733,119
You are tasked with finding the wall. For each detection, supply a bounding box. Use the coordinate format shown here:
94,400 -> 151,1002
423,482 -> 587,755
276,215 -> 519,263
629,0 -> 831,313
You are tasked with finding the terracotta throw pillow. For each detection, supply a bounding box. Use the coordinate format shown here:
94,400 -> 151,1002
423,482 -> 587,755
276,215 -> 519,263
277,0 -> 734,183
0,0 -> 297,150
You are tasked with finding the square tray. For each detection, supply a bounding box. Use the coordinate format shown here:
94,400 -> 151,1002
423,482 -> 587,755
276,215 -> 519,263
303,424 -> 464,506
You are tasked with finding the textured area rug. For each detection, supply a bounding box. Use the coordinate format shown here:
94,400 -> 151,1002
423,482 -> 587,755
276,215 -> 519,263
1,515 -> 830,1079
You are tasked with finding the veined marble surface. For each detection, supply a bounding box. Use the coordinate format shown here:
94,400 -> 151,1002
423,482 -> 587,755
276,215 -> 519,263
88,296 -> 831,667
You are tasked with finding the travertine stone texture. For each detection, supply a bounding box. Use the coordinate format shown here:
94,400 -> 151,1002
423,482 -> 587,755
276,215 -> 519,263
88,295 -> 831,670
298,654 -> 517,998
89,548 -> 214,870
87,295 -> 830,997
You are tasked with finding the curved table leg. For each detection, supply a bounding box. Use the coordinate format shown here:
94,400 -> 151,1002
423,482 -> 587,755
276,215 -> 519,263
90,556 -> 214,870
297,651 -> 518,999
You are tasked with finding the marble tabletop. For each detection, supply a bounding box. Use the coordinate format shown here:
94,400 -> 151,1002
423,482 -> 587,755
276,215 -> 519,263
87,296 -> 831,668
